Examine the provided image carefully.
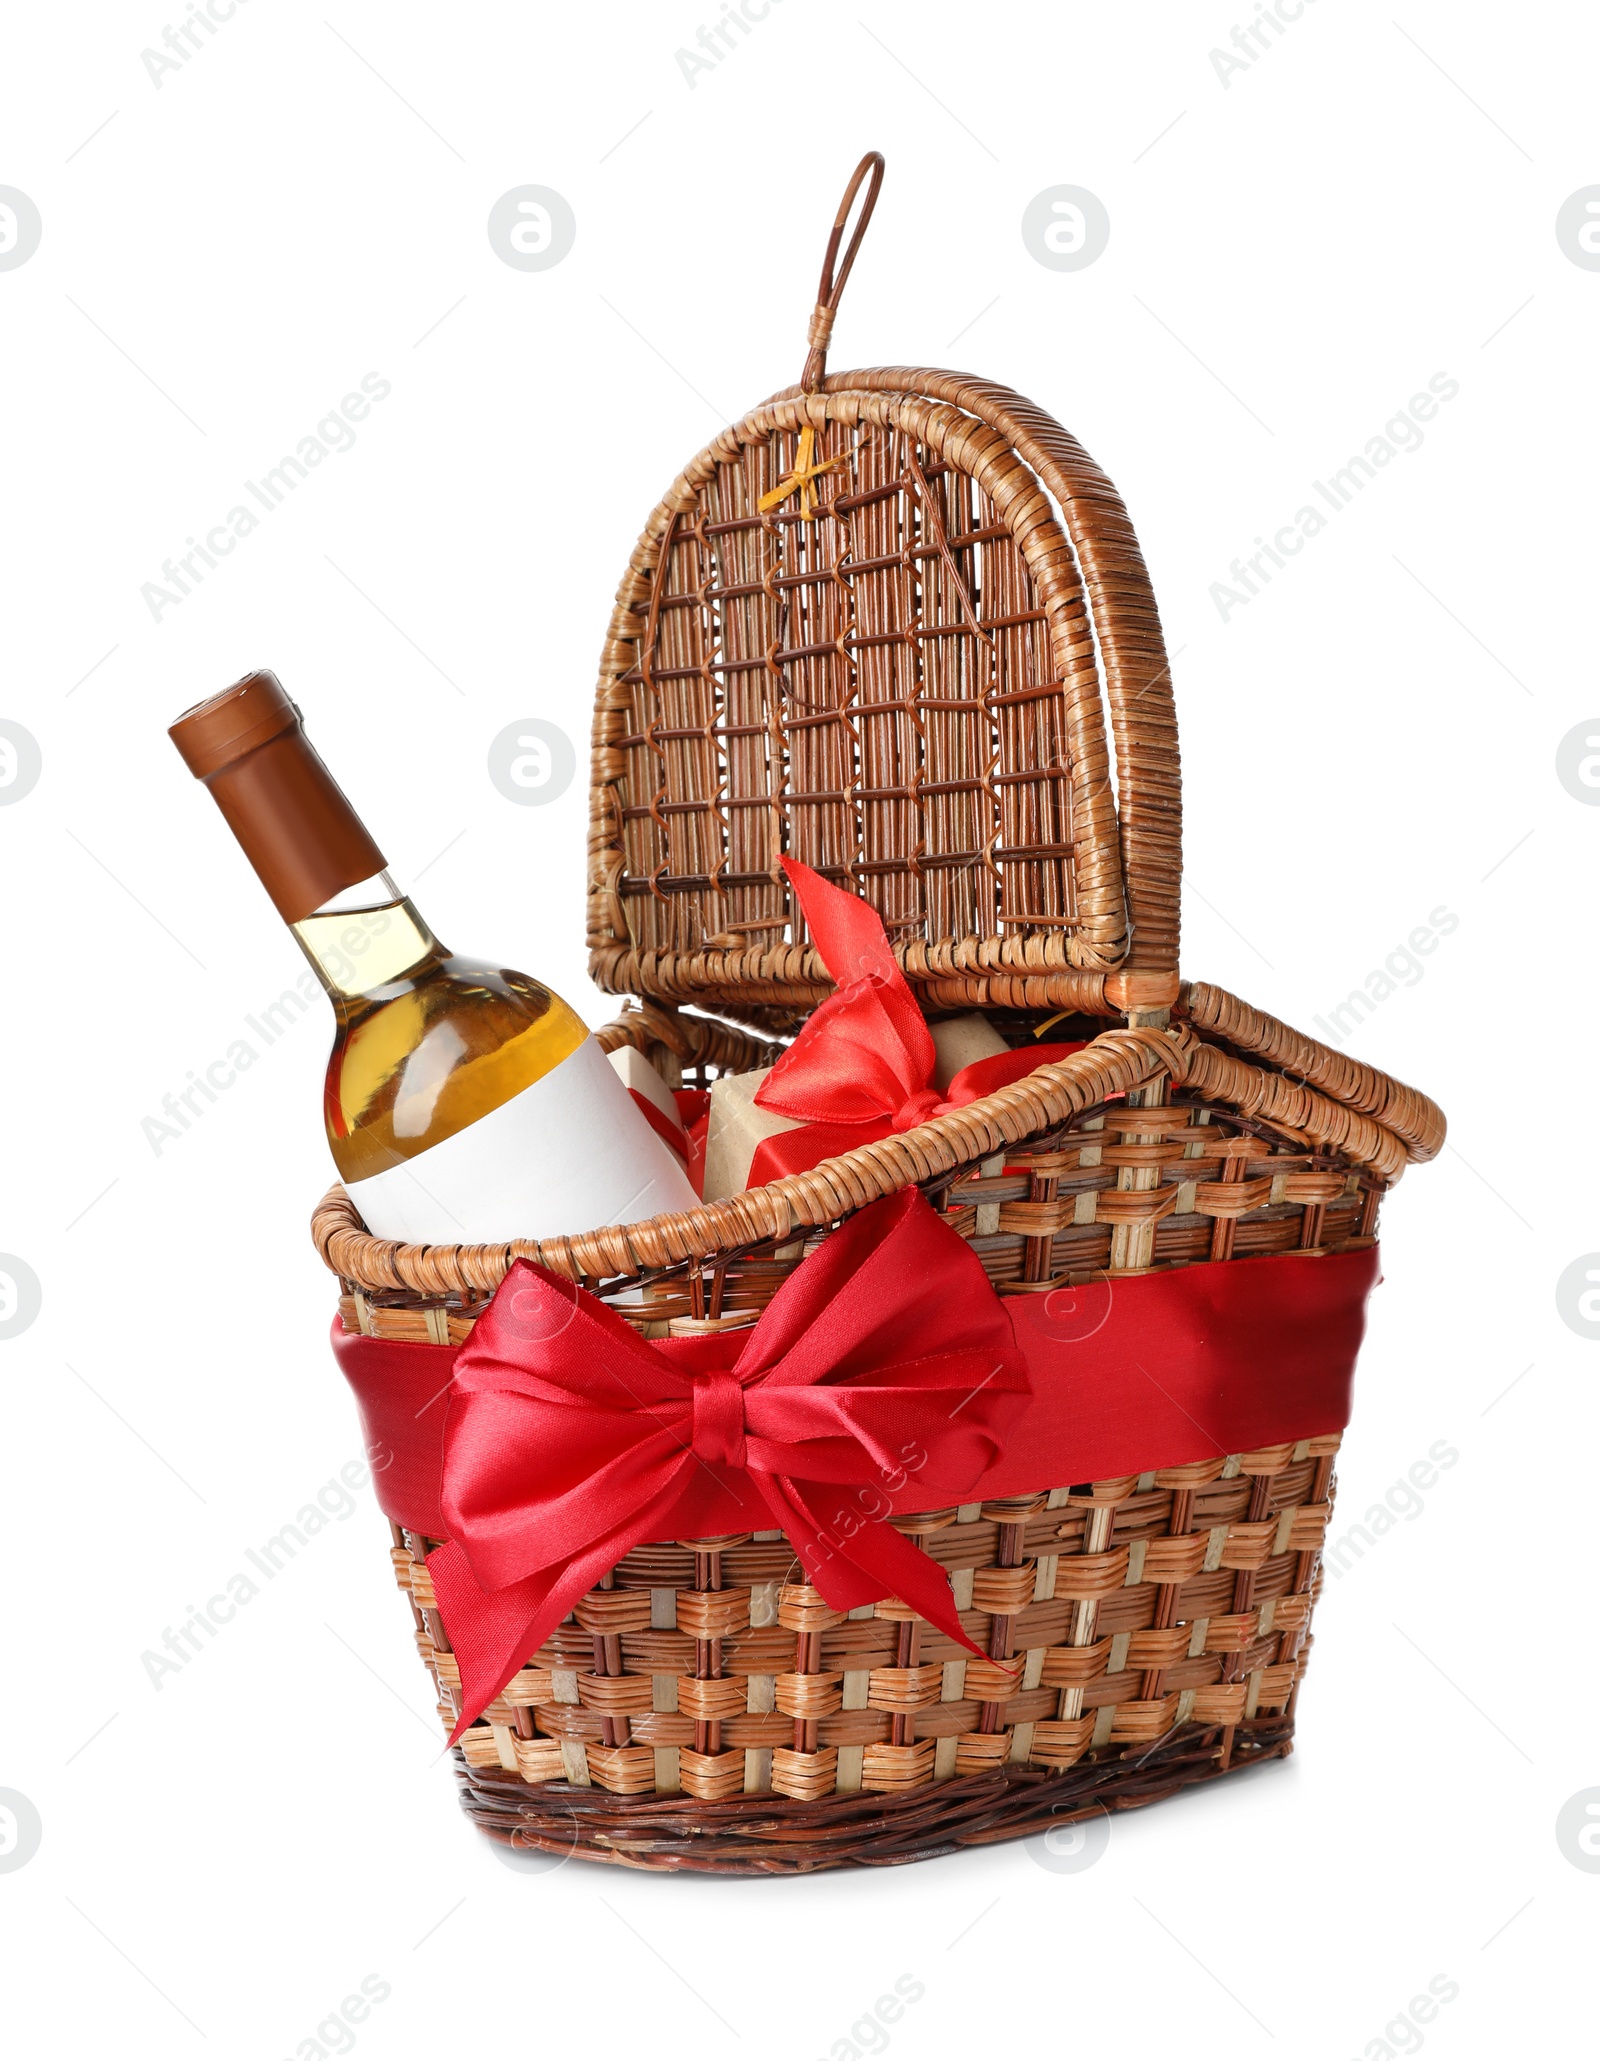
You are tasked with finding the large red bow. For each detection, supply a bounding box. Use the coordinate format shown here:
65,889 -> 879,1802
338,1243 -> 1379,1742
750,858 -> 1083,1185
426,1189 -> 1030,1738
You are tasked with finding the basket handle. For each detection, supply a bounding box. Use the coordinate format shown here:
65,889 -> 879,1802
800,151 -> 885,393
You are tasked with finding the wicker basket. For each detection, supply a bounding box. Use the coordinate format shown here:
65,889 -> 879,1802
313,155 -> 1442,1873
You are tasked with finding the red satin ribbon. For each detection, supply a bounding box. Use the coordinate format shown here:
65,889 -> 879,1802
432,1189 -> 1026,1738
675,1088 -> 710,1197
333,1188 -> 1378,1739
748,858 -> 1082,1186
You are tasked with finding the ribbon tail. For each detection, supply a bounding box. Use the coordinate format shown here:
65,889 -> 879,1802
430,1537 -> 614,1746
780,857 -> 933,1069
432,1462 -> 698,1742
835,1514 -> 988,1662
769,1476 -> 986,1663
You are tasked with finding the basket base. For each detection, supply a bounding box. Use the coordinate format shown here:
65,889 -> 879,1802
456,1716 -> 1294,1876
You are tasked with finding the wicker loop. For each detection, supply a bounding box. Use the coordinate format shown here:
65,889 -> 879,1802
805,305 -> 835,352
800,149 -> 885,393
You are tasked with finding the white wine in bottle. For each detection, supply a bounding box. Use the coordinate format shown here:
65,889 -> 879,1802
169,669 -> 699,1245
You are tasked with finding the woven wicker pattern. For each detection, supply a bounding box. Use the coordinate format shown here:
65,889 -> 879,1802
778,367 -> 1185,975
593,996 -> 780,1080
323,1010 -> 1374,1869
1177,981 -> 1445,1163
587,359 -> 1196,1019
455,1713 -> 1296,1872
393,1437 -> 1336,1818
601,408 -> 1114,956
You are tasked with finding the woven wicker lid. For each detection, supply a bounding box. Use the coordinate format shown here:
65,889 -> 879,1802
586,154 -> 1181,1030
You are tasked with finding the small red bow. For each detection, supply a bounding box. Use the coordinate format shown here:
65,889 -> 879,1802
428,1188 -> 1031,1737
749,858 -> 1083,1185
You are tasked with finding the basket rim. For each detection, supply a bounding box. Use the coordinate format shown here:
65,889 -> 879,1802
310,1000 -> 1438,1300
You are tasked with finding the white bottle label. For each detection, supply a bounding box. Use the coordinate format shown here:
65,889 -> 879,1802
342,1035 -> 700,1246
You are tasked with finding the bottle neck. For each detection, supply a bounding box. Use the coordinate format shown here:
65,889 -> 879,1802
170,671 -> 392,923
290,873 -> 448,1000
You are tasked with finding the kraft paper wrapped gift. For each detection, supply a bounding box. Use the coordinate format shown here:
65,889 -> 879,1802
700,1067 -> 799,1202
928,1011 -> 1009,1091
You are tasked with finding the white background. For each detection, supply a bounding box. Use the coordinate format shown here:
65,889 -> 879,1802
2,0 -> 1593,2053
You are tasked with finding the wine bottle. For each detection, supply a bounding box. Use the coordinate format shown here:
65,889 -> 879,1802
168,669 -> 700,1244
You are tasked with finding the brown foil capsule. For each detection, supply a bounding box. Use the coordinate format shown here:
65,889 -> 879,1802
169,669 -> 386,921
